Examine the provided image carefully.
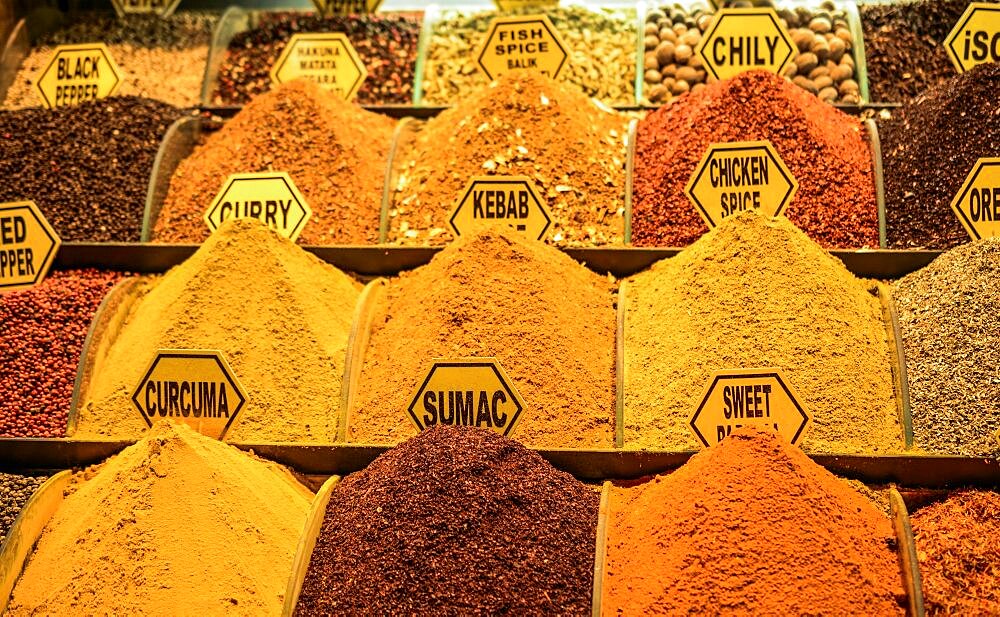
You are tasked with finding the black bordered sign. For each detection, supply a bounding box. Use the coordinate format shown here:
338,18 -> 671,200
131,349 -> 248,440
109,0 -> 181,17
270,33 -> 367,100
690,368 -> 811,448
696,8 -> 795,81
407,358 -> 526,437
0,201 -> 61,293
35,43 -> 123,109
476,15 -> 569,81
203,172 -> 312,242
449,175 -> 553,240
944,3 -> 1000,73
950,157 -> 1000,241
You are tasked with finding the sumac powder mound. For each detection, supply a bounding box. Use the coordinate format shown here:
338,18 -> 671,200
349,227 -> 616,448
880,63 -> 1000,249
631,70 -> 878,249
295,425 -> 599,616
154,80 -> 394,245
0,97 -> 185,241
911,490 -> 1000,615
389,71 -> 628,247
602,427 -> 907,616
0,269 -> 124,438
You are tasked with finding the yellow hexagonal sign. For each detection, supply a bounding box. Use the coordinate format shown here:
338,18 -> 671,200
476,15 -> 568,81
35,43 -> 123,109
110,0 -> 181,17
132,349 -> 248,440
951,157 -> 1000,241
408,358 -> 526,437
696,8 -> 795,81
944,3 -> 1000,73
204,172 -> 312,242
492,0 -> 558,10
449,175 -> 553,240
270,33 -> 367,100
0,201 -> 61,293
311,0 -> 383,16
685,140 -> 798,228
690,368 -> 811,448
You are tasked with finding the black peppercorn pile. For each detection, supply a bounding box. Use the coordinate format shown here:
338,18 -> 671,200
212,12 -> 420,106
880,63 -> 1000,249
0,97 -> 186,241
295,425 -> 599,615
0,473 -> 48,545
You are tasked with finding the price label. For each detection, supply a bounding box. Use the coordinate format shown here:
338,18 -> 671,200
476,15 -> 568,81
204,172 -> 312,242
312,0 -> 383,16
0,201 -> 60,293
696,8 -> 795,81
690,368 -> 811,448
109,0 -> 181,17
951,158 -> 1000,241
270,33 -> 367,100
450,176 -> 552,240
407,358 -> 525,437
131,350 -> 248,440
944,3 -> 1000,73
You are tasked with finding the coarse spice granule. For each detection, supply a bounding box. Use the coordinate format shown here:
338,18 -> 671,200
295,425 -> 598,616
74,219 -> 360,443
390,71 -> 628,247
860,0 -> 989,103
880,63 -> 1000,249
0,97 -> 186,242
893,239 -> 1000,456
0,473 -> 48,546
0,269 -> 124,438
211,12 -> 420,106
7,422 -> 312,616
602,427 -> 907,616
3,12 -> 217,109
623,211 -> 902,453
154,80 -> 394,245
349,227 -> 616,448
631,70 -> 879,249
911,490 -> 1000,615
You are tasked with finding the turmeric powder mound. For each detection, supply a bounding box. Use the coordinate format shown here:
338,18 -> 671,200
623,210 -> 901,453
348,227 -> 616,448
602,427 -> 908,616
74,218 -> 360,443
153,79 -> 394,245
7,422 -> 312,616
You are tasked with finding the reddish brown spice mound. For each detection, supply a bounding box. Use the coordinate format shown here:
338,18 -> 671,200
911,490 -> 1000,615
631,70 -> 878,249
603,427 -> 907,615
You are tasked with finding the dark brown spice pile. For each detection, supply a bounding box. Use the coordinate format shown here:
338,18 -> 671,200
295,425 -> 599,616
0,472 -> 48,546
0,97 -> 185,241
911,491 -> 1000,615
0,269 -> 124,438
212,12 -> 421,106
880,63 -> 1000,249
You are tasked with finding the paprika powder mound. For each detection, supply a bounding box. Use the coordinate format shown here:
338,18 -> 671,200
349,226 -> 616,448
631,70 -> 879,249
296,425 -> 598,615
7,422 -> 312,616
154,79 -> 395,245
74,219 -> 360,443
602,427 -> 907,616
389,71 -> 628,247
911,490 -> 1000,615
623,211 -> 902,453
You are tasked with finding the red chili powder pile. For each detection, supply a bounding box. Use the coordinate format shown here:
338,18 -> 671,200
631,70 -> 879,249
602,427 -> 907,615
911,490 -> 1000,615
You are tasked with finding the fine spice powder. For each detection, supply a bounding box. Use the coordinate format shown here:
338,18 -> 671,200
390,71 -> 628,246
421,6 -> 637,106
0,269 -> 124,438
911,490 -> 1000,615
893,239 -> 1000,456
0,472 -> 48,546
74,219 -> 360,443
154,80 -> 395,245
0,97 -> 185,241
295,426 -> 598,615
349,227 -> 616,448
7,422 -> 312,616
860,0 -> 978,103
211,12 -> 421,106
631,70 -> 879,249
623,211 -> 902,453
3,12 -> 217,109
602,427 -> 907,616
880,63 -> 1000,249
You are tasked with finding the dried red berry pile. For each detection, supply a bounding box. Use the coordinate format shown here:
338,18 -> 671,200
0,269 -> 123,437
